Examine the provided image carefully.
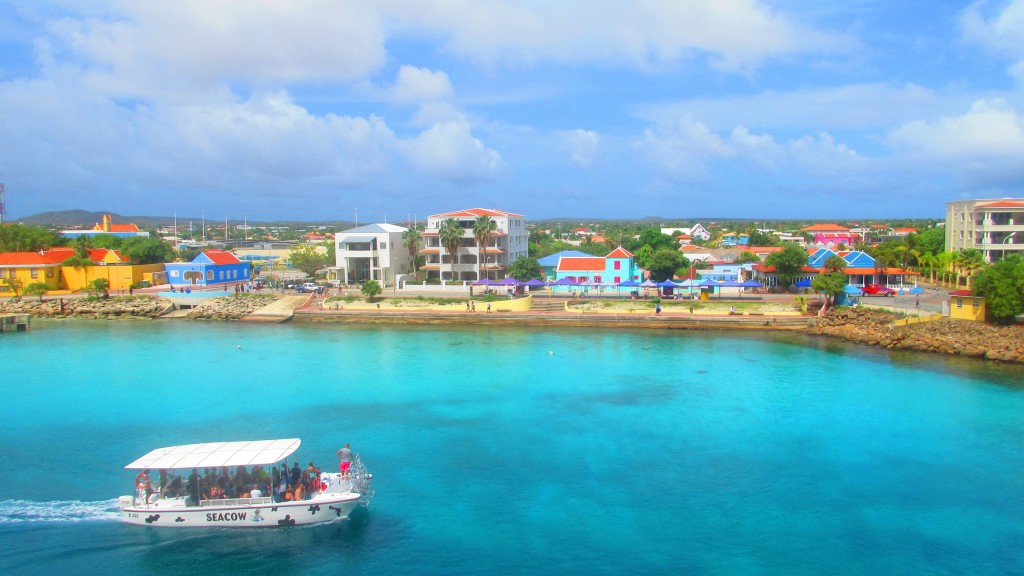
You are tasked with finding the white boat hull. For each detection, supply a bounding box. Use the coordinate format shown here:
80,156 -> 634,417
119,492 -> 361,528
119,472 -> 370,528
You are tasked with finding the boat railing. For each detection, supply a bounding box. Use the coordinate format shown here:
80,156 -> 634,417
199,496 -> 273,507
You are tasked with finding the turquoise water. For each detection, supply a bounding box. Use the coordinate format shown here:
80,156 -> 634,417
2,320 -> 1024,575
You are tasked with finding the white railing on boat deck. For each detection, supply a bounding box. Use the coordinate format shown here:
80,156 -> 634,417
199,496 -> 273,507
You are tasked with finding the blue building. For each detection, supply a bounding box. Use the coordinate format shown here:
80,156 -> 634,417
164,250 -> 250,287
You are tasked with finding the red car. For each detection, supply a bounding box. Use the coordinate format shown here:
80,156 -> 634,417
862,283 -> 895,296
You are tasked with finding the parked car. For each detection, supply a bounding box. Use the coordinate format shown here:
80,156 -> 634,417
862,283 -> 895,296
295,282 -> 320,293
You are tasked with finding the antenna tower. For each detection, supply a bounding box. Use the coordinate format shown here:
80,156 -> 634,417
0,183 -> 5,224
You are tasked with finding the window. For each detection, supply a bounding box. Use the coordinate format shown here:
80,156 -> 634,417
31,268 -> 38,279
46,268 -> 54,278
972,299 -> 979,308
206,270 -> 214,281
614,276 -> 621,283
614,260 -> 621,270
170,270 -> 179,277
956,298 -> 963,309
0,269 -> 5,279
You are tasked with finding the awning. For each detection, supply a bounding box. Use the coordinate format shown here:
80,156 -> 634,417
124,438 -> 301,470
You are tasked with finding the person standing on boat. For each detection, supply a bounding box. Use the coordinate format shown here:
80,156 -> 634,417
337,443 -> 353,478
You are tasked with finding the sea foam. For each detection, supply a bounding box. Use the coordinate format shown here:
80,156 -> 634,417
0,499 -> 121,523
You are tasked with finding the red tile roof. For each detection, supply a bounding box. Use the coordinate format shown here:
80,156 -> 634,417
802,223 -> 851,232
430,207 -> 524,218
892,227 -> 918,233
948,290 -> 974,297
980,201 -> 1024,208
558,257 -> 606,271
0,251 -> 67,265
203,250 -> 242,265
606,247 -> 633,258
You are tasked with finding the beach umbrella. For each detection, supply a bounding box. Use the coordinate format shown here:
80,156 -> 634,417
498,277 -> 522,286
909,286 -> 924,295
470,278 -> 501,286
640,279 -> 658,287
549,277 -> 580,286
656,279 -> 680,287
524,278 -> 546,287
616,280 -> 640,287
741,280 -> 763,288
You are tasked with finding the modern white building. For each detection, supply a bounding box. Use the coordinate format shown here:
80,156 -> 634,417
660,224 -> 711,242
333,223 -> 411,286
421,208 -> 528,281
946,198 -> 1024,261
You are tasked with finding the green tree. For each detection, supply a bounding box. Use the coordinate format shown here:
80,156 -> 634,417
0,224 -> 57,252
972,256 -> 1024,323
628,228 -> 677,253
508,256 -> 543,281
632,245 -> 653,270
177,246 -> 202,262
3,277 -> 24,297
403,226 -> 422,274
121,237 -> 175,265
23,282 -> 48,302
646,248 -> 684,282
916,226 -> 946,255
764,243 -> 809,289
734,251 -> 761,264
360,279 -> 382,301
287,244 -> 328,277
823,255 -> 848,273
812,272 -> 848,308
748,231 -> 778,247
439,217 -> 464,282
86,278 -> 110,298
472,215 -> 498,280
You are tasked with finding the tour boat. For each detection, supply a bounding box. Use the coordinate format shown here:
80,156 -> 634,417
118,438 -> 373,528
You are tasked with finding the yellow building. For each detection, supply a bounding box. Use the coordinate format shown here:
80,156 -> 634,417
948,289 -> 987,321
0,248 -> 166,294
0,251 -> 65,293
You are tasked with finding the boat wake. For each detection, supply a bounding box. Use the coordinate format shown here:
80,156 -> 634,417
0,499 -> 121,523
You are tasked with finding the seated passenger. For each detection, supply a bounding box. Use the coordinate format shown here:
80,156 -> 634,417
250,484 -> 263,498
293,483 -> 305,501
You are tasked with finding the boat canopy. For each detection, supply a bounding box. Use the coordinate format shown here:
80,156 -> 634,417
124,439 -> 301,470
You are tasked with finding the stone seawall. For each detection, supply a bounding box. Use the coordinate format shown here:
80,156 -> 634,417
186,294 -> 281,320
0,296 -> 172,319
808,309 -> 1024,364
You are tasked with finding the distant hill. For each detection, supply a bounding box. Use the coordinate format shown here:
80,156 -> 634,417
12,210 -> 358,229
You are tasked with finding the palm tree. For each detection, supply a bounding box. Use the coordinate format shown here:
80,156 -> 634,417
402,226 -> 422,275
957,248 -> 986,287
439,218 -> 463,282
823,255 -> 847,274
472,215 -> 498,281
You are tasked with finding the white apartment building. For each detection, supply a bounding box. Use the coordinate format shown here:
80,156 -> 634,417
333,223 -> 411,286
946,198 -> 1024,261
421,208 -> 528,281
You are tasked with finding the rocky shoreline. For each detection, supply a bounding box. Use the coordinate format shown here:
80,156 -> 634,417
186,294 -> 280,320
0,295 -> 172,319
808,308 -> 1024,364
5,296 -> 1022,364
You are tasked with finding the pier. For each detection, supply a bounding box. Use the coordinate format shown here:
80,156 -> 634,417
0,313 -> 30,332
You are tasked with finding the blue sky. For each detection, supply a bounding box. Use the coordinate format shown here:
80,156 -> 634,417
1,1 -> 1022,222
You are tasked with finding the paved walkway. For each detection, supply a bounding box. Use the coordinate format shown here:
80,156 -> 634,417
241,295 -> 311,322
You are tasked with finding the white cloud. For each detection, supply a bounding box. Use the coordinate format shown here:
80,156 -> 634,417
888,99 -> 1024,160
391,65 -> 454,104
556,129 -> 600,167
47,0 -> 388,99
634,83 -> 951,132
962,0 -> 1024,84
382,0 -> 848,71
635,115 -> 863,183
400,117 -> 502,183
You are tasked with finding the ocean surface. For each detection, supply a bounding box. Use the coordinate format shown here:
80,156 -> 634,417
2,320 -> 1024,575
